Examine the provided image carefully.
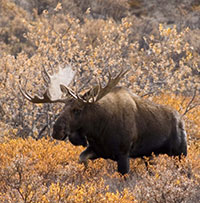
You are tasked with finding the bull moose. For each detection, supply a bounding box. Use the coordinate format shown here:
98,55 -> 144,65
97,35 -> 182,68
20,65 -> 187,175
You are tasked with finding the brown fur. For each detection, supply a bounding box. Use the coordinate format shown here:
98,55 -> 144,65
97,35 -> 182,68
52,86 -> 187,174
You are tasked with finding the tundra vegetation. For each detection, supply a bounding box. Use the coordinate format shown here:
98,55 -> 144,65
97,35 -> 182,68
0,0 -> 200,202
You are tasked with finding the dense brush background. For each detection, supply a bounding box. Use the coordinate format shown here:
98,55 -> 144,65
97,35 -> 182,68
0,0 -> 200,202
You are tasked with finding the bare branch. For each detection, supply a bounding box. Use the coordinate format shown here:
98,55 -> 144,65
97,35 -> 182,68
141,90 -> 156,98
182,87 -> 199,116
37,124 -> 48,140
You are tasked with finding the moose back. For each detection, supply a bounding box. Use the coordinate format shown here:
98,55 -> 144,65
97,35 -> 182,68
20,66 -> 187,174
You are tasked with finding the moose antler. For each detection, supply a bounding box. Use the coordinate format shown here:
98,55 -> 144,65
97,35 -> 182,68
95,68 -> 129,101
20,65 -> 129,104
19,65 -> 77,103
82,68 -> 129,103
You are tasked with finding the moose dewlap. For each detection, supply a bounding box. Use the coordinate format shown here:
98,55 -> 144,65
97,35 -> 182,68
20,66 -> 187,175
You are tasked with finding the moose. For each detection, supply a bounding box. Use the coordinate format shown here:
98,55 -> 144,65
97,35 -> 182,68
20,65 -> 187,175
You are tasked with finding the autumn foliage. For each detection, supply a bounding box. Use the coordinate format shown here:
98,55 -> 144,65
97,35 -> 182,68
0,0 -> 200,202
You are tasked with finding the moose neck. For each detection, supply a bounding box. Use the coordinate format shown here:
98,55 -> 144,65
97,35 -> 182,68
82,102 -> 112,137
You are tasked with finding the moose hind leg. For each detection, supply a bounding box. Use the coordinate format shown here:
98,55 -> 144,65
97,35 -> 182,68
179,129 -> 187,157
171,129 -> 187,158
117,155 -> 129,175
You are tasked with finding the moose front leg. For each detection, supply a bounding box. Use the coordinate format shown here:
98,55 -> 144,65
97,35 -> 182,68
79,146 -> 98,168
69,132 -> 87,147
117,154 -> 130,175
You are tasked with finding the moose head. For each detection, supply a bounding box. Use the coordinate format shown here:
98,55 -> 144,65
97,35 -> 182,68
19,65 -> 128,146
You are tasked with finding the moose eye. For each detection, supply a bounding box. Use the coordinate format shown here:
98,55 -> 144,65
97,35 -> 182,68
72,109 -> 81,116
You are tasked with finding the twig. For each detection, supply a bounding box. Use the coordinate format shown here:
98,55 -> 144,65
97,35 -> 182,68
178,96 -> 187,113
182,87 -> 199,116
141,90 -> 156,97
37,124 -> 48,140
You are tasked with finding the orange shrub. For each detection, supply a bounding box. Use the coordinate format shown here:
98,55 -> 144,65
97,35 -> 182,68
0,136 -> 199,202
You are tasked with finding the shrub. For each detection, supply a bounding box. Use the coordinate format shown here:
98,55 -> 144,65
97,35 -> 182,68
0,1 -> 199,202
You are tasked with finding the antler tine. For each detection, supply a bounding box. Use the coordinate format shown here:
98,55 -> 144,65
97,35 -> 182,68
108,68 -> 112,80
60,84 -> 77,99
95,68 -> 129,101
91,89 -> 95,103
19,82 -> 49,103
97,78 -> 102,95
85,88 -> 96,103
60,84 -> 85,103
19,83 -> 34,102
